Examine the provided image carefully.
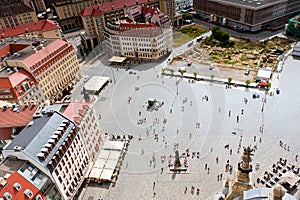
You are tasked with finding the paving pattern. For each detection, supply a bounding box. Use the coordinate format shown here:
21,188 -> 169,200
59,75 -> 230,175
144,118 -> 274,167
75,45 -> 300,200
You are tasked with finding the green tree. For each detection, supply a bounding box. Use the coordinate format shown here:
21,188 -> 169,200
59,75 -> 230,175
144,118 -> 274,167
245,80 -> 251,87
183,13 -> 193,20
80,48 -> 84,57
170,69 -> 174,75
210,74 -> 215,81
193,71 -> 198,79
179,70 -> 185,77
266,82 -> 271,89
227,77 -> 233,84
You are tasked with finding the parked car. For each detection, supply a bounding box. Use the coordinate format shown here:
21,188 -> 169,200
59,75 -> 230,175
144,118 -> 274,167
209,64 -> 214,70
83,75 -> 89,82
62,95 -> 71,102
244,70 -> 250,75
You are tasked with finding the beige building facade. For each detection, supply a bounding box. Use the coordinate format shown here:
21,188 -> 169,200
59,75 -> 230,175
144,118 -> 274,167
0,1 -> 38,29
2,39 -> 80,102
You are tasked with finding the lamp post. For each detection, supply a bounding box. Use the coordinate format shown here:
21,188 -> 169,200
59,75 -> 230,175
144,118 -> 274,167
111,67 -> 116,83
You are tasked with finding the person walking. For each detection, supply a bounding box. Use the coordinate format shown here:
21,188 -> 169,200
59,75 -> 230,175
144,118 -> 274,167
205,163 -> 207,170
216,156 -> 219,164
153,182 -> 156,189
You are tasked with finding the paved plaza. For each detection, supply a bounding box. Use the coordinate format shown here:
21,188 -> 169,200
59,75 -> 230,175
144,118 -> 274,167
72,42 -> 300,200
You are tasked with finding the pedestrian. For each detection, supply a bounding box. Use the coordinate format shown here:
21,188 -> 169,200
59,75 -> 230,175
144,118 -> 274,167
216,156 -> 219,164
176,128 -> 179,134
150,160 -> 152,166
211,147 -> 213,152
254,135 -> 256,142
207,167 -> 210,174
296,155 -> 298,162
237,115 -> 239,123
230,149 -> 232,155
241,109 -> 244,115
220,173 -> 223,180
161,167 -> 163,174
99,114 -> 101,119
219,107 -> 221,113
184,186 -> 187,194
141,149 -> 144,155
153,192 -> 156,197
189,133 -> 192,139
229,110 -> 231,117
170,109 -> 172,113
259,137 -> 262,143
205,163 -> 207,170
217,174 -> 219,181
139,111 -> 141,116
153,182 -> 156,189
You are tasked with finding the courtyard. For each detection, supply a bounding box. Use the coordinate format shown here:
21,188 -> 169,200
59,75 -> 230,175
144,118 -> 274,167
73,49 -> 300,199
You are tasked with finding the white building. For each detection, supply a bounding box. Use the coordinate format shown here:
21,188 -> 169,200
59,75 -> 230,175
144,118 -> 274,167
2,109 -> 89,200
175,0 -> 193,11
63,102 -> 103,161
105,6 -> 173,60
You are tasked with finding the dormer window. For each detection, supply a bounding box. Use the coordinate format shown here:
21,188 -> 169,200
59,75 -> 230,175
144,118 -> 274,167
21,82 -> 30,91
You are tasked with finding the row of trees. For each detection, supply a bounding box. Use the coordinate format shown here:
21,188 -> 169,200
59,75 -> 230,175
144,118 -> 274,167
162,68 -> 265,88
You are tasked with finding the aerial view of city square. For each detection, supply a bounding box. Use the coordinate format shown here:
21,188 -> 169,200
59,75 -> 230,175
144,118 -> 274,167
0,0 -> 300,200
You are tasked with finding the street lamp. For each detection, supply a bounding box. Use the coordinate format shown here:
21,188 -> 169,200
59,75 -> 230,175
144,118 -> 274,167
111,67 -> 116,83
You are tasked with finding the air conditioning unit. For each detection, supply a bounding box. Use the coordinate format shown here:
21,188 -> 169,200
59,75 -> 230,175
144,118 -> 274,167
24,189 -> 33,198
13,146 -> 22,151
13,182 -> 21,191
3,192 -> 12,200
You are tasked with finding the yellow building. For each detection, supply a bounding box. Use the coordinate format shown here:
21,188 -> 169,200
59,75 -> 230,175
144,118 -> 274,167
0,1 -> 38,28
0,19 -> 63,41
2,39 -> 80,102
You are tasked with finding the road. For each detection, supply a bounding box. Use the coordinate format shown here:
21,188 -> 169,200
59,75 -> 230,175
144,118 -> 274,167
72,36 -> 300,200
193,19 -> 285,42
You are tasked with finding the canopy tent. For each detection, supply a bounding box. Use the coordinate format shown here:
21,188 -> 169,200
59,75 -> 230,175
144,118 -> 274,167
94,159 -> 106,169
97,150 -> 111,159
105,159 -> 118,170
109,151 -> 122,160
84,76 -> 110,94
108,56 -> 127,63
102,140 -> 125,151
89,168 -> 102,179
100,169 -> 114,181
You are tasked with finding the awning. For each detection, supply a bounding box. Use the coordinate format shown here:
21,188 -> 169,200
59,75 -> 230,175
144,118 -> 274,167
108,56 -> 127,63
100,169 -> 114,181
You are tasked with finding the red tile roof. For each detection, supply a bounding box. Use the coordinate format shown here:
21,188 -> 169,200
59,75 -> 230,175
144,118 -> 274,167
0,171 -> 45,200
0,105 -> 37,128
63,101 -> 92,125
23,39 -> 68,69
0,19 -> 59,39
80,0 -> 154,17
0,68 -> 39,100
